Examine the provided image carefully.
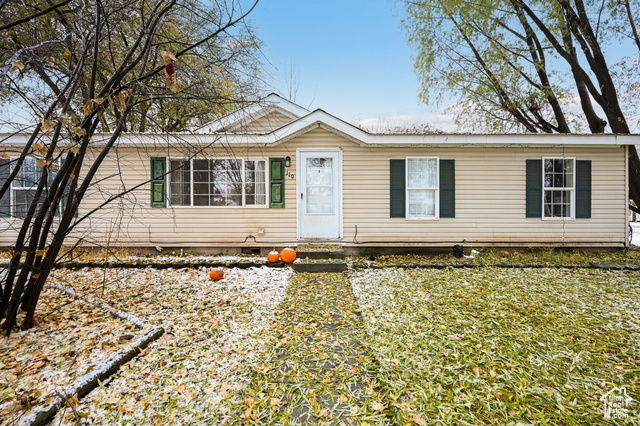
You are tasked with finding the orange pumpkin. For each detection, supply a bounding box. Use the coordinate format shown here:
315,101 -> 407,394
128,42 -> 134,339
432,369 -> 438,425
268,250 -> 280,263
209,268 -> 224,280
280,247 -> 296,264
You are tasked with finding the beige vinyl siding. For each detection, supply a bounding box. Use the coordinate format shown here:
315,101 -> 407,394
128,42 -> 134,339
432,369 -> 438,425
293,128 -> 627,246
66,146 -> 300,247
235,111 -> 295,133
0,127 -> 628,248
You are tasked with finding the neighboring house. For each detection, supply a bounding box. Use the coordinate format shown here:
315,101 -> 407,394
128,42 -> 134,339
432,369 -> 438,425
1,93 -> 639,251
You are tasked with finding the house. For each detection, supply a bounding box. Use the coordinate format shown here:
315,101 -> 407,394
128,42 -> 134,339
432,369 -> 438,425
1,93 -> 639,252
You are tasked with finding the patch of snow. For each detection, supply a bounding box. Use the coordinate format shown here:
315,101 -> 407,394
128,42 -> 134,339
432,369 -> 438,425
46,265 -> 294,425
119,255 -> 267,263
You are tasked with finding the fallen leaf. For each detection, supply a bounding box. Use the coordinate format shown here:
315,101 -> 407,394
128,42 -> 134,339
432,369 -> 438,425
371,401 -> 385,411
412,415 -> 427,425
67,393 -> 78,407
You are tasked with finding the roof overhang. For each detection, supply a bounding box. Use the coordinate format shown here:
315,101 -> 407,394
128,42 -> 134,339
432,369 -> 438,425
2,106 -> 639,147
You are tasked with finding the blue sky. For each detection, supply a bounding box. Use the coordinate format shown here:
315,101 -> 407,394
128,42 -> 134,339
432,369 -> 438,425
247,0 -> 451,130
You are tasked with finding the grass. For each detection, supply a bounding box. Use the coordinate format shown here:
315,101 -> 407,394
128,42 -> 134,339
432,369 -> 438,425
350,267 -> 640,425
2,250 -> 639,424
362,247 -> 640,268
1,266 -> 293,425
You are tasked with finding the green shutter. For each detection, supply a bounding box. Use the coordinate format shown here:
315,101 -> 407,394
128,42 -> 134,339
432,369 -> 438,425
575,160 -> 591,218
439,159 -> 455,218
269,158 -> 285,208
0,158 -> 10,217
526,159 -> 542,218
390,159 -> 406,218
150,157 -> 166,208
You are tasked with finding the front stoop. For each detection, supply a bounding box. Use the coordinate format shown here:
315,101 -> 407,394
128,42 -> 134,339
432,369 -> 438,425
292,244 -> 348,273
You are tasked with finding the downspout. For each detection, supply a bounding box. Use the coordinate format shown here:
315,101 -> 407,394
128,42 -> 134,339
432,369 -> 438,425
625,143 -> 630,248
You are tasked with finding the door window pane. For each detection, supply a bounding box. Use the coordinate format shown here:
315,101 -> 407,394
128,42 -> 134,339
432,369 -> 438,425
307,187 -> 333,214
306,157 -> 333,214
306,158 -> 333,186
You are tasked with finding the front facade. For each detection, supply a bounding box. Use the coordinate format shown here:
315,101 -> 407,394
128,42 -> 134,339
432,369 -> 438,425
1,94 -> 637,249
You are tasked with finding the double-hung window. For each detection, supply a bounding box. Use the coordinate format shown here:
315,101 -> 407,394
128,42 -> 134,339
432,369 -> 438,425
543,158 -> 575,219
0,157 -> 59,218
406,157 -> 438,219
168,158 -> 266,207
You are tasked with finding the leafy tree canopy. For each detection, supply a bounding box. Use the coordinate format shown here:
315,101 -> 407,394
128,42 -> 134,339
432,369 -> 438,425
0,0 -> 262,133
402,0 -> 640,134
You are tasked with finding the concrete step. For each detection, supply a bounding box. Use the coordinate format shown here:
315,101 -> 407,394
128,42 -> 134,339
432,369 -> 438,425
291,261 -> 347,273
295,243 -> 346,260
295,251 -> 346,260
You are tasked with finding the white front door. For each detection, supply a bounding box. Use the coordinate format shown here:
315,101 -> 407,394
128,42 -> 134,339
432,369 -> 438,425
298,150 -> 342,239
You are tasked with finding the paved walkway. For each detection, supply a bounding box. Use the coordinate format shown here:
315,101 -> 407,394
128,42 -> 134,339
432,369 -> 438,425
238,273 -> 391,425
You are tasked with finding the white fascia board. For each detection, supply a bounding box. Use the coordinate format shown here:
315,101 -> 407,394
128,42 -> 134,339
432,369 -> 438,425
84,131 -> 640,147
362,133 -> 639,146
2,124 -> 639,148
195,93 -> 310,132
262,93 -> 311,117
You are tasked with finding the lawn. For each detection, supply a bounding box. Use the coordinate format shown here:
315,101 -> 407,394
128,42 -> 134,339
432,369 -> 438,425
1,266 -> 292,425
350,267 -> 640,425
1,255 -> 639,425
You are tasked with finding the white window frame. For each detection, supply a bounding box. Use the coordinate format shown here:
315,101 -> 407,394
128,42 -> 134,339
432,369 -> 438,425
167,157 -> 268,208
542,157 -> 575,220
1,157 -> 61,219
406,156 -> 439,220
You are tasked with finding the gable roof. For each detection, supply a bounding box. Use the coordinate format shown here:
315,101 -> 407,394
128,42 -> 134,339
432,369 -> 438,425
196,93 -> 310,133
189,93 -> 640,146
3,93 -> 638,147
210,107 -> 638,147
